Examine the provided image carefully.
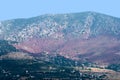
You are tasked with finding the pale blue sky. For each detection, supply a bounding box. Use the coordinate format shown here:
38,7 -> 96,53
0,0 -> 119,21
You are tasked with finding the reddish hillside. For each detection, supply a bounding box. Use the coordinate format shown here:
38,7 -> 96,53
14,38 -> 65,53
14,36 -> 120,65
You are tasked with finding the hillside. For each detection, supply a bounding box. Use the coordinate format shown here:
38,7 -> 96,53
0,11 -> 120,42
0,11 -> 120,79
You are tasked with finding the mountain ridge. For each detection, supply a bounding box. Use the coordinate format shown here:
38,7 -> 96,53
0,11 -> 120,42
1,11 -> 120,22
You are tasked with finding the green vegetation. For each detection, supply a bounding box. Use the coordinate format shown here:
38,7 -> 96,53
0,59 -> 109,80
0,40 -> 17,56
107,64 -> 120,71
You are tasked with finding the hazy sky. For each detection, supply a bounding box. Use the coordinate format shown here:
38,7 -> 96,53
0,0 -> 119,21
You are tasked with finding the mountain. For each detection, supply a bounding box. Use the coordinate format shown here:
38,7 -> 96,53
1,11 -> 120,79
1,11 -> 120,64
1,11 -> 119,65
0,11 -> 120,42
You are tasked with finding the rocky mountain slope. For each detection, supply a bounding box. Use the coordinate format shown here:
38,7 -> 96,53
0,11 -> 120,42
0,11 -> 120,64
1,11 -> 120,79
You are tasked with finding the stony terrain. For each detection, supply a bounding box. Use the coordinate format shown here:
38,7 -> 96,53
0,11 -> 120,79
